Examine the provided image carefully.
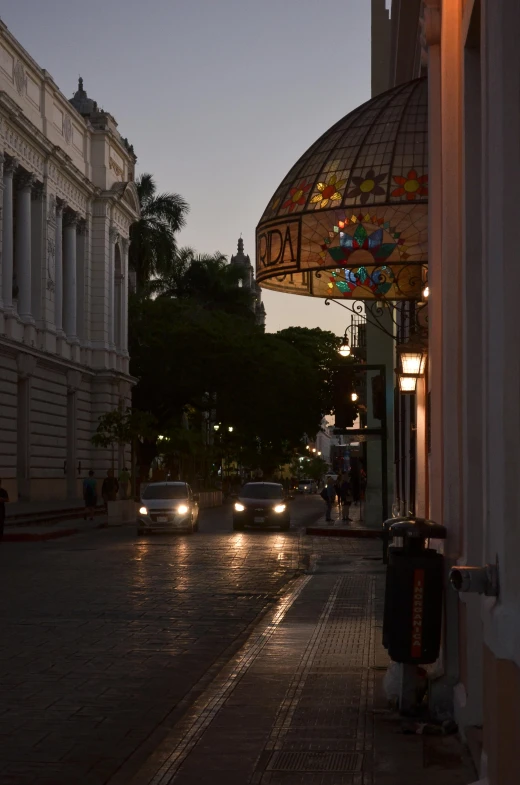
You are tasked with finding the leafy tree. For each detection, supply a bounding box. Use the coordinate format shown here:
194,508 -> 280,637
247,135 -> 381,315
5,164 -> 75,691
129,173 -> 189,291
147,247 -> 255,317
297,456 -> 329,482
91,406 -> 157,453
129,294 -> 328,476
275,326 -> 347,414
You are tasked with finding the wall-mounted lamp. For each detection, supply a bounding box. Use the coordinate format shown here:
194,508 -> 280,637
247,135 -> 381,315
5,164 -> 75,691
396,340 -> 427,394
398,375 -> 418,394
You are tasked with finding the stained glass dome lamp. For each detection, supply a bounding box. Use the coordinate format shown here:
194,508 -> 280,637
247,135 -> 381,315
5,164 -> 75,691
256,77 -> 428,303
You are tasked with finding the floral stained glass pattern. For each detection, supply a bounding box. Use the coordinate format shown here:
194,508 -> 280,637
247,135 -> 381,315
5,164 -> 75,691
391,170 -> 428,200
282,181 -> 311,213
310,174 -> 346,208
346,170 -> 386,204
256,77 -> 428,301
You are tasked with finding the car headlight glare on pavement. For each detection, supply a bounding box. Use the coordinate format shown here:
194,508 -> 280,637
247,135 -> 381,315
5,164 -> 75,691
234,503 -> 245,512
177,504 -> 189,515
139,506 -> 148,515
273,504 -> 286,514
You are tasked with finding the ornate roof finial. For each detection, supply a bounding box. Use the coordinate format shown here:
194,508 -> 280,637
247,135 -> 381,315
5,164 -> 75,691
237,235 -> 244,254
70,75 -> 97,117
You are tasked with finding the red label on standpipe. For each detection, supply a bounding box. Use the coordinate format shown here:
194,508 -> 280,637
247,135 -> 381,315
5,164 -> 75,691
411,568 -> 425,658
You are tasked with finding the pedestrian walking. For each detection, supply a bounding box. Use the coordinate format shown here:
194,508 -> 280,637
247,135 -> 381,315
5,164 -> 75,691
0,478 -> 10,539
101,469 -> 119,511
118,467 -> 130,500
339,473 -> 353,522
320,476 -> 336,523
82,470 -> 97,520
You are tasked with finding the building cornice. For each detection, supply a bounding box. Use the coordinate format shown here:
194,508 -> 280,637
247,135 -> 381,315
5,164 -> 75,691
0,21 -> 134,166
0,335 -> 136,384
0,94 -> 105,210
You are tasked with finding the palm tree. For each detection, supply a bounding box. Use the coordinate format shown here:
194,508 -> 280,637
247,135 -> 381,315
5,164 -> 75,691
129,173 -> 189,291
149,247 -> 255,316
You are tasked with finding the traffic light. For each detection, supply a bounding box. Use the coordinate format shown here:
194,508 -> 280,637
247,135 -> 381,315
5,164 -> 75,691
334,366 -> 358,429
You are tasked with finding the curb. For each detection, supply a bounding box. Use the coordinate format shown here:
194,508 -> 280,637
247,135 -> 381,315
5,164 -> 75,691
306,526 -> 382,538
3,521 -> 107,543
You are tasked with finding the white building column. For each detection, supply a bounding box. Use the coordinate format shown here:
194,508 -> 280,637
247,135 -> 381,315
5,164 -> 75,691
63,212 -> 78,341
15,171 -> 35,321
121,238 -> 129,355
55,200 -> 64,334
108,226 -> 118,349
2,157 -> 18,312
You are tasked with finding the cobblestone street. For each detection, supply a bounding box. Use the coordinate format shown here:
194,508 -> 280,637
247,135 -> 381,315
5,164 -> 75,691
0,497 -> 476,785
0,496 -> 324,784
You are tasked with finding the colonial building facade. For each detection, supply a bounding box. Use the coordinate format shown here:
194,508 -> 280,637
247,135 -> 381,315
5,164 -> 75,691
0,21 -> 139,502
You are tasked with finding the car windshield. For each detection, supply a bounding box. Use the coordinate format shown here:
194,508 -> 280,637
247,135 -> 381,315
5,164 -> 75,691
240,484 -> 284,500
142,484 -> 188,500
299,479 -> 312,484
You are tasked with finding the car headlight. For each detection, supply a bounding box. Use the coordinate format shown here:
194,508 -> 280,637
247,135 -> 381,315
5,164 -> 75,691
234,502 -> 245,512
177,504 -> 189,515
139,506 -> 148,515
273,504 -> 286,514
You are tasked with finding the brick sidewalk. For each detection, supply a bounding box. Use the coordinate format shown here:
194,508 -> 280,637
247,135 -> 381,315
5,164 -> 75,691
127,541 -> 476,785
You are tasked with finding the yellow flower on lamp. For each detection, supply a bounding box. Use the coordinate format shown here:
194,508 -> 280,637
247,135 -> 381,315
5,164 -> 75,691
310,174 -> 346,209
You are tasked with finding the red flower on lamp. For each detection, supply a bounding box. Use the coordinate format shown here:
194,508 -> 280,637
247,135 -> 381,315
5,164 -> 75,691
282,180 -> 312,212
391,169 -> 428,200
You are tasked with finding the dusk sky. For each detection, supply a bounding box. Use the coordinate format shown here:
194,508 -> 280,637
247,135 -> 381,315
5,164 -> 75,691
2,0 -> 373,335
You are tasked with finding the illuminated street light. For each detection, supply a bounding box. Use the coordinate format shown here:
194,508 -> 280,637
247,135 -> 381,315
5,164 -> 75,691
228,426 -> 234,433
213,424 -> 220,431
351,392 -> 359,402
338,336 -> 351,357
158,434 -> 164,441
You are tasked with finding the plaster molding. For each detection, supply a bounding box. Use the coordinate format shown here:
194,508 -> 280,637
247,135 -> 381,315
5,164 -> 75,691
63,211 -> 78,228
1,120 -> 45,176
17,352 -> 37,378
13,59 -> 27,96
46,235 -> 55,292
17,170 -> 35,191
66,369 -> 82,392
3,155 -> 19,177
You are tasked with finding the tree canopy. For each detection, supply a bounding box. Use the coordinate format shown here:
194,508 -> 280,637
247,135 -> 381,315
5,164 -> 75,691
126,175 -> 347,479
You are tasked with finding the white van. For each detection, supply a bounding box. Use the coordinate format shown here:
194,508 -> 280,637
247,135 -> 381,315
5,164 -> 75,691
298,479 -> 317,494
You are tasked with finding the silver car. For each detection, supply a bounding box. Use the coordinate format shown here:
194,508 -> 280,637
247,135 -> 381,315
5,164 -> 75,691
137,482 -> 199,535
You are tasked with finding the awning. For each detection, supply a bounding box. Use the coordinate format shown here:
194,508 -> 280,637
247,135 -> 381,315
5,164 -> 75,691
256,78 -> 427,301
